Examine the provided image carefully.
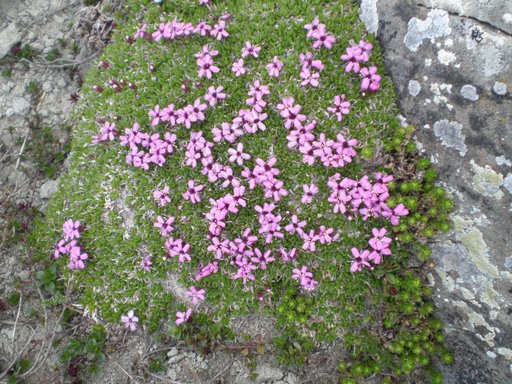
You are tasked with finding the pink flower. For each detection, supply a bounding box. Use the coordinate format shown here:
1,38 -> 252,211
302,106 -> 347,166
302,230 -> 319,252
232,59 -> 246,77
98,121 -> 117,142
68,246 -> 88,270
292,266 -> 313,285
251,248 -> 275,270
312,29 -> 336,49
284,215 -> 307,236
121,310 -> 139,331
186,286 -> 206,305
242,41 -> 261,58
266,56 -> 283,77
183,180 -> 204,204
300,68 -> 320,87
154,216 -> 175,237
154,186 -> 171,206
281,104 -> 306,129
327,95 -> 351,122
197,55 -> 220,79
299,52 -> 324,71
301,183 -> 318,204
205,85 -> 226,107
228,143 -> 251,165
63,219 -> 82,241
280,247 -> 297,262
149,105 -> 165,126
176,308 -> 192,325
140,256 -> 152,271
350,248 -> 373,272
360,66 -> 381,92
211,20 -> 229,40
304,17 -> 325,39
194,44 -> 218,59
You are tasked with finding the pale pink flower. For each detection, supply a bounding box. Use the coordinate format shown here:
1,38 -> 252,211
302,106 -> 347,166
183,180 -> 204,204
153,186 -> 171,206
301,183 -> 318,204
232,59 -> 246,77
186,287 -> 206,305
228,143 -> 251,165
121,310 -> 139,331
266,56 -> 283,77
242,41 -> 261,58
176,308 -> 192,325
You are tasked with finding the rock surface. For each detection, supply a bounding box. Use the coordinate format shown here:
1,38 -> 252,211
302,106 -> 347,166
360,0 -> 512,382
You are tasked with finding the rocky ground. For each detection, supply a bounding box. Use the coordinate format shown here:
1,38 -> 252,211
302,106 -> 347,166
1,0 -> 511,383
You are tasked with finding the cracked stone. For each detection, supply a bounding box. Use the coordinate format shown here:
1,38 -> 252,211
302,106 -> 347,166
12,97 -> 31,115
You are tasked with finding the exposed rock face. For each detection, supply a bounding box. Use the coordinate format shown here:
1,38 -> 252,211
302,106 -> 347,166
360,0 -> 512,382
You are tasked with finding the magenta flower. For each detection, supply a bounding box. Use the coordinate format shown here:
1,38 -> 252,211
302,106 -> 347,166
149,105 -> 165,126
154,185 -> 171,206
232,59 -> 246,77
299,52 -> 324,71
327,95 -> 351,122
186,286 -> 206,305
301,183 -> 318,204
154,216 -> 175,237
211,20 -> 229,40
194,44 -> 219,60
161,104 -> 177,126
175,308 -> 192,325
304,17 -> 325,39
140,256 -> 152,271
205,85 -> 226,107
266,56 -> 283,77
281,104 -> 306,129
63,219 -> 82,241
98,121 -> 117,142
280,247 -> 297,262
121,310 -> 139,331
183,180 -> 204,204
300,68 -> 320,87
68,246 -> 88,270
350,248 -> 373,272
228,143 -> 251,165
197,55 -> 220,79
360,66 -> 381,92
302,230 -> 319,252
251,248 -> 275,270
242,41 -> 261,58
194,21 -> 212,36
234,262 -> 257,284
312,29 -> 336,49
292,266 -> 313,285
284,214 -> 307,235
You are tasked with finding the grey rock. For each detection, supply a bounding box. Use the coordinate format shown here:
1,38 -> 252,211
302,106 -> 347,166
0,22 -> 22,57
39,179 -> 59,200
12,97 -> 31,115
42,81 -> 53,93
254,364 -> 284,383
362,0 -> 512,382
359,0 -> 379,34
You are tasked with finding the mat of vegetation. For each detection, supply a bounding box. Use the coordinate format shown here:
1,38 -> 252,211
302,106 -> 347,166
30,0 -> 453,382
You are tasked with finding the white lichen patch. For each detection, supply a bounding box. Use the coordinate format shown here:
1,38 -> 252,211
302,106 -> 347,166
430,83 -> 453,109
404,10 -> 452,52
433,119 -> 467,156
452,300 -> 499,347
503,13 -> 512,24
437,49 -> 456,65
493,81 -> 508,95
471,161 -> 504,199
496,156 -> 511,167
487,351 -> 497,359
458,227 -> 499,278
359,0 -> 379,34
408,79 -> 421,96
460,84 -> 479,101
497,348 -> 512,360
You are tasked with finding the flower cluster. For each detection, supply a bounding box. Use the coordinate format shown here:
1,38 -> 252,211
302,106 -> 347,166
280,99 -> 358,168
54,219 -> 88,270
304,17 -> 336,49
327,173 -> 409,224
292,266 -> 318,290
350,227 -> 392,272
341,40 -> 381,92
299,52 -> 323,87
119,122 -> 177,170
